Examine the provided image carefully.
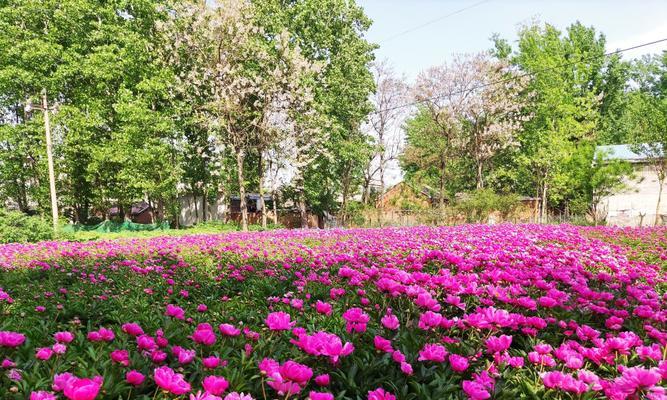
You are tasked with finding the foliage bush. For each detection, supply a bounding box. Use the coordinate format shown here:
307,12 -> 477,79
455,190 -> 520,223
0,208 -> 54,243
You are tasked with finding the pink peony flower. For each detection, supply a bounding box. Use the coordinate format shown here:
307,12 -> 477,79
342,308 -> 370,333
110,349 -> 130,366
165,304 -> 185,320
218,324 -> 241,337
30,391 -> 57,400
367,388 -> 396,400
62,376 -> 103,400
203,356 -> 222,369
36,347 -> 54,360
315,301 -> 333,316
54,331 -> 75,343
126,370 -> 145,386
265,311 -> 296,331
224,393 -> 254,400
315,374 -> 330,386
418,343 -> 448,362
381,313 -> 400,330
449,354 -> 469,372
121,323 -> 144,337
462,380 -> 490,400
202,375 -> 230,395
485,335 -> 512,353
0,331 -> 26,348
192,326 -> 217,346
308,392 -> 334,400
154,366 -> 191,395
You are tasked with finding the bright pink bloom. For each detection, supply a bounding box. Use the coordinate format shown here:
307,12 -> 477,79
0,331 -> 26,348
485,335 -> 512,353
367,388 -> 396,400
373,336 -> 393,353
192,326 -> 217,346
308,392 -> 334,400
381,314 -> 400,330
315,301 -> 333,316
126,370 -> 145,386
62,376 -> 103,400
54,331 -> 75,343
121,323 -> 144,337
315,374 -> 330,386
462,380 -> 490,400
219,324 -> 241,337
265,312 -> 296,331
449,354 -> 469,372
224,393 -> 254,400
36,347 -> 54,360
165,304 -> 185,320
418,343 -> 448,362
203,356 -> 222,369
202,375 -> 230,395
110,349 -> 130,366
342,308 -> 370,333
154,366 -> 191,395
30,391 -> 57,400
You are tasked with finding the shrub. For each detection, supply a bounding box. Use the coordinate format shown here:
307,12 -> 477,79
0,208 -> 54,243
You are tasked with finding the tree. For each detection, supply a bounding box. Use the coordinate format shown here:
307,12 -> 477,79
161,0 -> 276,231
362,60 -> 407,204
498,22 -> 610,221
625,53 -> 667,225
456,53 -> 529,189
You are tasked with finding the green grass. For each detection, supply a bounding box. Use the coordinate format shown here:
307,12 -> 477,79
65,221 -> 283,242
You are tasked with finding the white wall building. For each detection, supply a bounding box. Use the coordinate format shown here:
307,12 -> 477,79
598,144 -> 667,227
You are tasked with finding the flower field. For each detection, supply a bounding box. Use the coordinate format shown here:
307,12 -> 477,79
0,225 -> 666,400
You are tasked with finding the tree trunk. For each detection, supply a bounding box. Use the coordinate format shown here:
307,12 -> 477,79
438,159 -> 446,210
476,160 -> 484,189
258,152 -> 267,229
235,148 -> 248,232
202,188 -> 208,222
540,178 -> 548,224
298,184 -> 307,229
654,175 -> 664,226
272,192 -> 278,225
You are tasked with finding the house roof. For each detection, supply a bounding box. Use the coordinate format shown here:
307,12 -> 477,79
595,144 -> 665,163
230,193 -> 272,201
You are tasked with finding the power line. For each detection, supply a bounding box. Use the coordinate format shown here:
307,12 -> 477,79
370,37 -> 667,115
379,0 -> 493,43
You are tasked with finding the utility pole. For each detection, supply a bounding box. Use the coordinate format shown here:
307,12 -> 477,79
42,89 -> 59,232
26,89 -> 58,232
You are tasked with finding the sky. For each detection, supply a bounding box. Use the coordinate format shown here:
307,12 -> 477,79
358,0 -> 667,80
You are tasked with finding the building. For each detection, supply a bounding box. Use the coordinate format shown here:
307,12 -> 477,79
597,144 -> 666,226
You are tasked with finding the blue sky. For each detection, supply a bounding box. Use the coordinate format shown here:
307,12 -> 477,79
358,0 -> 667,80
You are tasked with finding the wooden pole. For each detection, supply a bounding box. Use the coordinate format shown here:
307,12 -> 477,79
42,89 -> 58,232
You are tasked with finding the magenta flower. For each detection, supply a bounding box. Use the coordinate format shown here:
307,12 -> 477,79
315,301 -> 333,316
462,380 -> 490,400
265,311 -> 296,331
0,331 -> 26,348
30,391 -> 57,400
126,370 -> 145,386
367,388 -> 396,400
54,331 -> 75,343
62,376 -> 103,400
485,335 -> 512,353
218,324 -> 241,337
154,366 -> 191,395
448,354 -> 469,372
110,349 -> 130,366
36,347 -> 54,361
224,393 -> 254,400
203,356 -> 222,369
342,307 -> 370,333
308,392 -> 334,400
165,304 -> 185,320
373,336 -> 394,353
315,374 -> 330,386
380,313 -> 400,330
192,325 -> 217,346
121,323 -> 144,337
202,375 -> 230,395
418,343 -> 448,362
